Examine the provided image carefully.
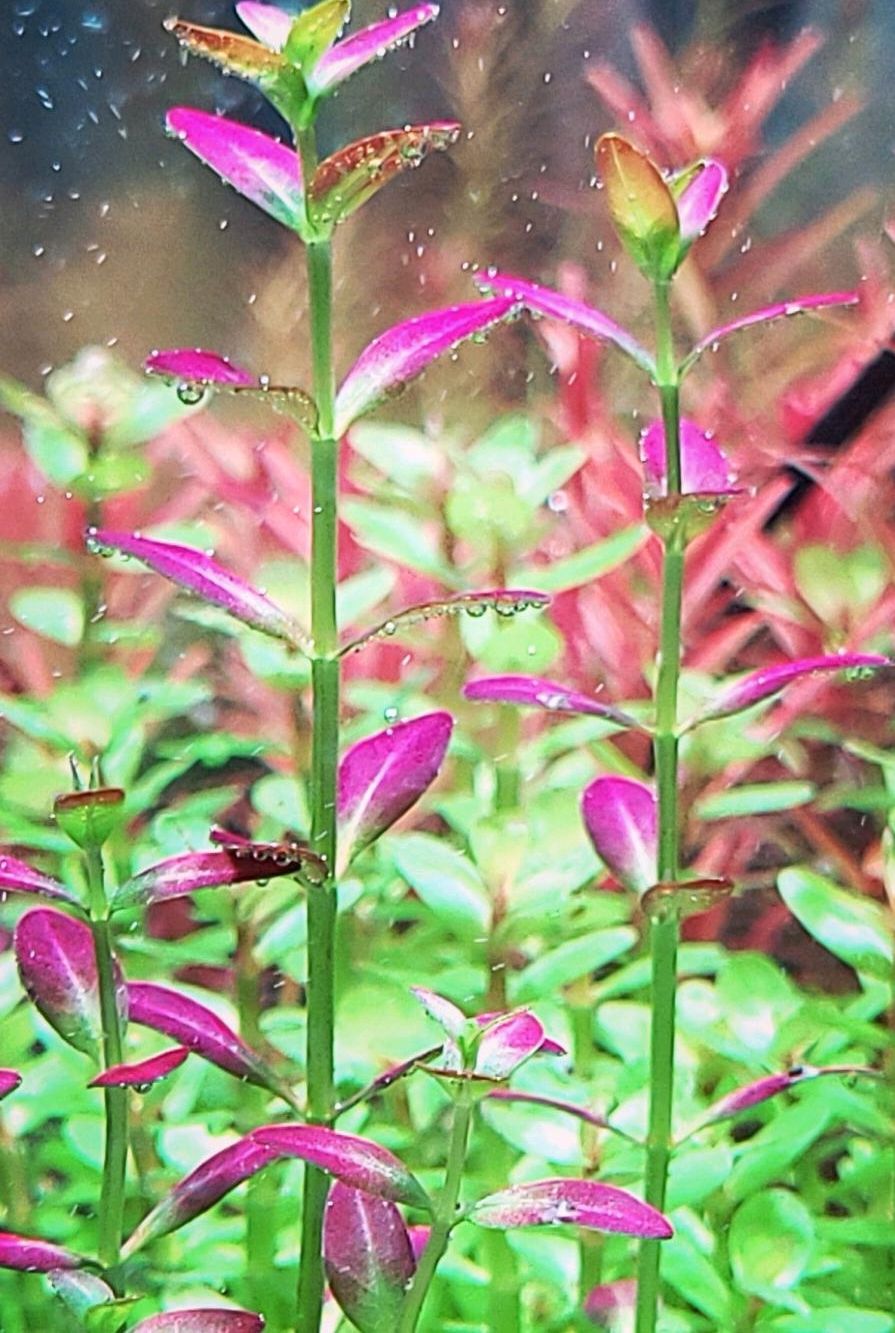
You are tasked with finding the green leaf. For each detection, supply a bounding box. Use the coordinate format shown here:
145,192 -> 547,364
760,1313 -> 893,1333
389,833 -> 491,940
283,0 -> 348,70
461,609 -> 562,675
513,525 -> 646,592
727,1095 -> 832,1200
342,499 -> 453,581
695,781 -> 815,820
337,566 -> 396,629
661,1217 -> 733,1325
10,587 -> 84,646
716,953 -> 800,1058
729,1189 -> 815,1297
510,927 -> 637,1002
0,372 -> 89,485
778,866 -> 893,979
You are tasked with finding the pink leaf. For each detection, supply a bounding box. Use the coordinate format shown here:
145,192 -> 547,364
409,986 -> 467,1040
0,1070 -> 21,1101
252,1124 -> 430,1209
698,1063 -> 880,1129
145,347 -> 255,387
684,291 -> 858,371
15,908 -> 127,1060
110,842 -> 323,912
639,419 -> 739,499
581,777 -> 657,894
474,271 -> 655,374
88,529 -> 307,652
584,1278 -> 637,1325
167,107 -> 304,231
676,159 -> 728,242
0,1231 -> 82,1272
0,852 -> 79,906
469,1179 -> 672,1238
236,1 -> 293,50
699,653 -> 891,723
473,1011 -> 546,1080
487,1089 -> 610,1130
131,1311 -> 264,1333
334,298 -> 518,437
324,1182 -> 415,1333
464,674 -> 639,729
337,712 -> 453,872
89,1046 -> 189,1090
309,3 -> 440,95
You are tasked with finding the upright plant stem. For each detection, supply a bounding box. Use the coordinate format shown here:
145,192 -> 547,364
85,847 -> 128,1272
635,280 -> 684,1333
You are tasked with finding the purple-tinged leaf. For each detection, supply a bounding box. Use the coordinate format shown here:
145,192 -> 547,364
110,842 -> 323,913
675,159 -> 728,242
210,828 -> 326,883
472,1011 -> 546,1080
54,788 -> 125,852
697,653 -> 891,724
309,3 -> 441,95
145,347 -> 255,388
682,291 -> 858,373
487,1089 -> 612,1131
410,986 -> 467,1041
127,981 -> 291,1099
584,1279 -> 637,1326
131,1311 -> 265,1333
237,1 -> 292,50
334,298 -> 518,437
87,529 -> 308,653
340,589 -> 549,657
0,1232 -> 82,1272
581,777 -> 657,894
337,712 -> 453,872
595,134 -> 679,280
474,271 -> 655,375
0,1070 -> 21,1101
163,16 -> 287,84
464,673 -> 639,730
309,123 -> 460,227
324,1181 -> 415,1333
123,1137 -> 279,1255
0,852 -> 79,906
639,419 -> 738,499
697,1063 -> 880,1130
166,108 -> 304,232
46,1268 -> 116,1318
252,1124 -> 430,1209
469,1179 -> 672,1238
15,908 -> 126,1060
89,1045 -> 189,1091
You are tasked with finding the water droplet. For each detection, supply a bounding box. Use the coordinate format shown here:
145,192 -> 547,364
176,382 -> 205,406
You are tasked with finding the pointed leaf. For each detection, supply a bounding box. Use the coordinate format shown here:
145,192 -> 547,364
0,1070 -> 22,1101
282,0 -> 350,70
334,298 -> 518,437
324,1181 -> 415,1333
131,1312 -> 264,1333
683,292 -> 858,373
337,712 -> 453,872
87,529 -> 307,651
127,981 -> 290,1096
409,986 -> 467,1041
697,653 -> 890,724
166,108 -> 304,232
309,122 -> 460,226
0,1232 -> 82,1272
675,159 -> 728,243
145,347 -> 255,388
596,133 -> 680,279
698,1063 -> 880,1130
89,1046 -> 189,1090
639,419 -> 738,499
468,1179 -> 672,1238
474,1011 -> 546,1080
110,843 -> 322,912
341,589 -> 549,657
581,777 -> 657,893
252,1124 -> 430,1208
0,852 -> 79,906
309,3 -> 441,95
487,1089 -> 611,1131
237,1 -> 293,50
463,673 -> 638,729
475,272 -> 655,374
163,16 -> 288,86
123,1137 -> 279,1255
15,908 -> 126,1060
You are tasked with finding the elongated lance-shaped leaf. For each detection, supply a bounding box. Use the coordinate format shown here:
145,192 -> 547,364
487,1089 -> 613,1131
639,419 -> 738,499
468,1179 -> 672,1238
337,712 -> 453,873
324,1182 -> 415,1333
89,1046 -> 189,1091
341,588 -> 549,657
681,291 -> 858,375
144,348 -> 318,430
693,653 -> 890,725
166,108 -> 305,234
236,1 -> 294,50
309,122 -> 460,227
110,842 -> 323,913
280,0 -> 349,70
0,1070 -> 22,1101
162,16 -> 302,122
132,1311 -> 265,1333
464,673 -> 640,730
127,981 -> 292,1099
333,297 -> 518,437
409,986 -> 467,1040
123,1137 -> 280,1256
252,1124 -> 431,1209
87,528 -> 309,653
581,776 -> 657,894
308,3 -> 441,95
694,1063 -> 880,1131
0,851 -> 79,906
15,908 -> 127,1060
0,1231 -> 82,1272
674,159 -> 728,243
474,271 -> 655,375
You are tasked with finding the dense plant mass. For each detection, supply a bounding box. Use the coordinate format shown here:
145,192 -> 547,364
0,3 -> 893,1332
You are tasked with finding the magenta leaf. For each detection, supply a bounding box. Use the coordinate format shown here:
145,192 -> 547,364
463,674 -> 639,729
127,981 -> 291,1100
0,1070 -> 22,1101
468,1179 -> 672,1238
410,986 -> 467,1040
252,1124 -> 430,1209
0,852 -> 79,906
237,1 -> 293,50
110,842 -> 323,913
337,712 -> 453,872
411,990 -> 559,1080
697,653 -> 891,724
123,1137 -> 279,1255
0,1231 -> 82,1272
584,1278 -> 637,1325
88,529 -> 308,653
675,159 -> 728,243
581,776 -> 657,894
639,419 -> 739,499
131,1311 -> 265,1333
683,291 -> 858,373
167,107 -> 305,233
341,589 -> 549,657
472,1011 -> 546,1080
697,1063 -> 880,1130
309,3 -> 441,95
89,1046 -> 189,1091
333,298 -> 518,437
487,1089 -> 611,1131
474,271 -> 655,375
145,348 -> 255,387
324,1181 -> 415,1333
15,908 -> 126,1060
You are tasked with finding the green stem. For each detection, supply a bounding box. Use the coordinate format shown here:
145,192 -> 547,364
397,1095 -> 474,1333
86,847 -> 128,1273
